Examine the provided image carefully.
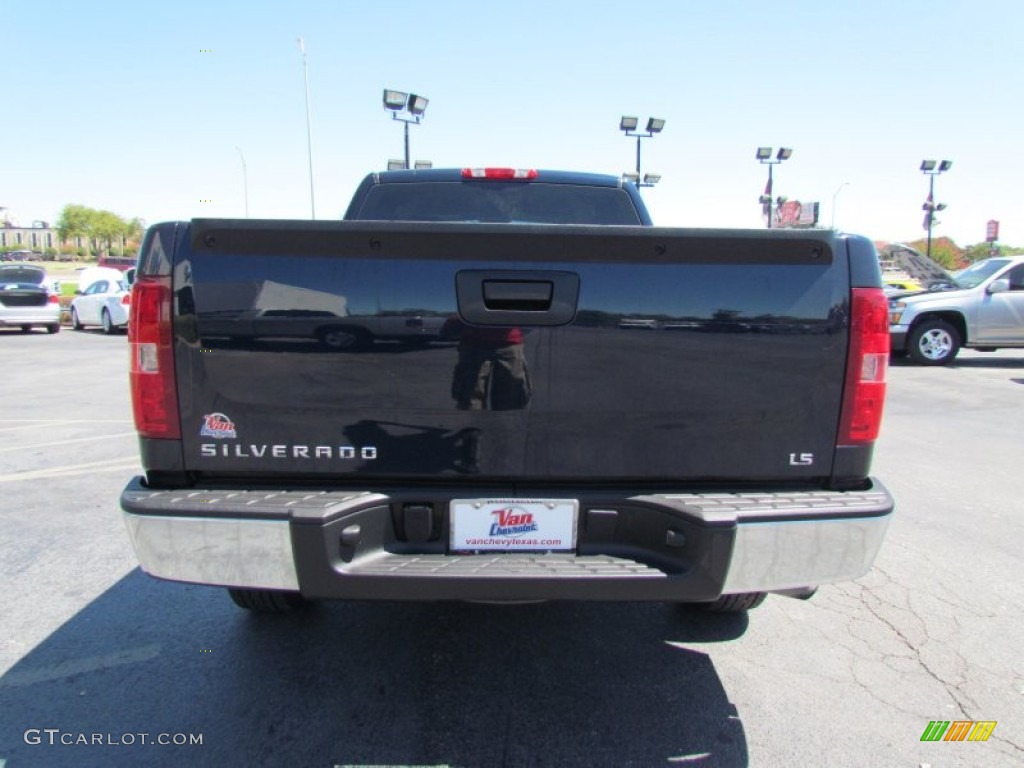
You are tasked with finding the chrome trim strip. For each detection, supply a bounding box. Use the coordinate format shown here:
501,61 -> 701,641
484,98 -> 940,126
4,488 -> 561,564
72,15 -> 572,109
123,513 -> 299,590
723,514 -> 891,594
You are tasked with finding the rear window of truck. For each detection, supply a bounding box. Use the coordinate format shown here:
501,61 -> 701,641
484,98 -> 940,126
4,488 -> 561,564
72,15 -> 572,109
351,181 -> 644,225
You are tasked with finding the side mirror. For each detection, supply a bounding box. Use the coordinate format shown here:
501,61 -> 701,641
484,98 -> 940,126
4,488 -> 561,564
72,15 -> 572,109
75,290 -> 83,296
986,278 -> 1010,295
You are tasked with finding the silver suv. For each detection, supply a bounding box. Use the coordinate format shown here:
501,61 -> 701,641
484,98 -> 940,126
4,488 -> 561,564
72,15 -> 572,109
889,256 -> 1024,364
0,263 -> 62,334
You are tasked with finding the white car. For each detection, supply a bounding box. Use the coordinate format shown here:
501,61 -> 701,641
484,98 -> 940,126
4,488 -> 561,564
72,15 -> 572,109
76,266 -> 125,292
70,278 -> 131,333
0,263 -> 62,334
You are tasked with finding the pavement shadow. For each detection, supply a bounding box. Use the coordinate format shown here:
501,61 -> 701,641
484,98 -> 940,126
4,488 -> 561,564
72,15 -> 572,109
949,356 -> 1024,369
0,571 -> 750,768
890,354 -> 1024,369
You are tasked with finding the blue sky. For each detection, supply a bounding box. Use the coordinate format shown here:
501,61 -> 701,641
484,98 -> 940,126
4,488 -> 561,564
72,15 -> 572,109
5,0 -> 1022,246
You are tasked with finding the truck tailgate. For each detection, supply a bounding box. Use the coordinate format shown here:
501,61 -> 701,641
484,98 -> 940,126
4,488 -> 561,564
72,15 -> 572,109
177,221 -> 847,484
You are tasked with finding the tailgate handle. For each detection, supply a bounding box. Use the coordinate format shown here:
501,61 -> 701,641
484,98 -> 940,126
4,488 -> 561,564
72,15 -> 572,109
456,270 -> 579,327
483,280 -> 552,311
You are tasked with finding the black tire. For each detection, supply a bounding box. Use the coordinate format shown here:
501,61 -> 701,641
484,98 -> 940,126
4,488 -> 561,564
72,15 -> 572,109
319,326 -> 370,350
907,319 -> 961,366
101,308 -> 114,335
228,588 -> 307,613
699,592 -> 768,613
71,307 -> 83,330
46,323 -> 60,334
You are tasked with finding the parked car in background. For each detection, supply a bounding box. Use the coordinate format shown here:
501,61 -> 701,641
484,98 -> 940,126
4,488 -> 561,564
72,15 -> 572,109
889,255 -> 1024,364
75,266 -> 125,293
97,255 -> 138,271
882,278 -> 924,295
0,250 -> 42,262
0,263 -> 61,333
70,277 -> 131,333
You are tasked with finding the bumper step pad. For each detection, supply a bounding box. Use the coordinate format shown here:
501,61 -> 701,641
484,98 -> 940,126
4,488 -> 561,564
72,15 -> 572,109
346,553 -> 661,578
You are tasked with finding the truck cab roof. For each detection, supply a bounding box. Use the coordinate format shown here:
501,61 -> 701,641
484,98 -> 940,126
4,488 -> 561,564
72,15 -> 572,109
343,167 -> 653,225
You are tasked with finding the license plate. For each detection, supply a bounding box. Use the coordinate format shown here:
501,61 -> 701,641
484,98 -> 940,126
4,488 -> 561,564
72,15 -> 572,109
450,498 -> 578,552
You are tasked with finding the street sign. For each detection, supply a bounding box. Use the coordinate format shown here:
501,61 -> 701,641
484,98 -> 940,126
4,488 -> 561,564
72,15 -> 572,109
986,220 -> 999,243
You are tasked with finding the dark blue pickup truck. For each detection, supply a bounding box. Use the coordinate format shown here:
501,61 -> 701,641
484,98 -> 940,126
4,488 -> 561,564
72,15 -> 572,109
120,167 -> 893,614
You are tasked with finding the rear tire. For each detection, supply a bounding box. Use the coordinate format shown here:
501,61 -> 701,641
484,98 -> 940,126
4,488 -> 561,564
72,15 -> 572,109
71,307 -> 83,330
228,588 -> 307,613
319,326 -> 370,350
907,319 -> 960,365
101,309 -> 114,335
46,323 -> 60,334
699,592 -> 767,613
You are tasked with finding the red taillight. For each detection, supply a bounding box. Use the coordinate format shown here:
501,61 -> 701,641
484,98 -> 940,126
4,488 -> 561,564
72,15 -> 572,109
838,288 -> 889,445
461,168 -> 538,180
121,293 -> 131,306
129,276 -> 180,439
48,294 -> 60,304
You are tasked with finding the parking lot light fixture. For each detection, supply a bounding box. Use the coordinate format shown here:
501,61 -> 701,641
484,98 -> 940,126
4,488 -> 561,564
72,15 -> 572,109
407,94 -> 429,116
756,146 -> 793,228
620,116 -> 666,188
383,90 -> 408,110
383,88 -> 429,169
920,159 -> 952,262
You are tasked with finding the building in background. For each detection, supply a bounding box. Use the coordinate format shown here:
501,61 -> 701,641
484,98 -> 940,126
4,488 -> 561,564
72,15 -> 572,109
0,208 -> 57,253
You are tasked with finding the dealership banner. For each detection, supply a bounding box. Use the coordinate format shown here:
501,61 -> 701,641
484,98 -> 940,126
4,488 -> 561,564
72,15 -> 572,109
774,201 -> 820,228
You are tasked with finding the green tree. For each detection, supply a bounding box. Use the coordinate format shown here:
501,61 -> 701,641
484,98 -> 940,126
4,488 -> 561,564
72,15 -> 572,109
55,204 -> 93,248
123,216 -> 145,255
905,237 -> 964,270
962,243 -> 999,264
126,217 -> 145,240
92,209 -> 127,255
55,204 -> 139,258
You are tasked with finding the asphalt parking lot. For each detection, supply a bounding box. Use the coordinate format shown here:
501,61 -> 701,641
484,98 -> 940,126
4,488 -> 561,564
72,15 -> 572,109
0,329 -> 1022,767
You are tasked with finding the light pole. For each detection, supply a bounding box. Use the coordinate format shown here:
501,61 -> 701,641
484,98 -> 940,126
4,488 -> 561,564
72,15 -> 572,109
619,116 -> 665,188
297,37 -> 316,219
234,146 -> 249,218
383,89 -> 429,169
920,160 -> 952,262
756,147 -> 792,229
830,181 -> 849,229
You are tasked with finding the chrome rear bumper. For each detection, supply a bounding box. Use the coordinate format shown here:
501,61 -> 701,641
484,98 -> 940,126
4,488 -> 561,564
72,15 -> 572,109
122,480 -> 893,600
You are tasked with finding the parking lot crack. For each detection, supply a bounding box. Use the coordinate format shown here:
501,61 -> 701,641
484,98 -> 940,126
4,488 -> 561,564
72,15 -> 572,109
845,571 -> 985,721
